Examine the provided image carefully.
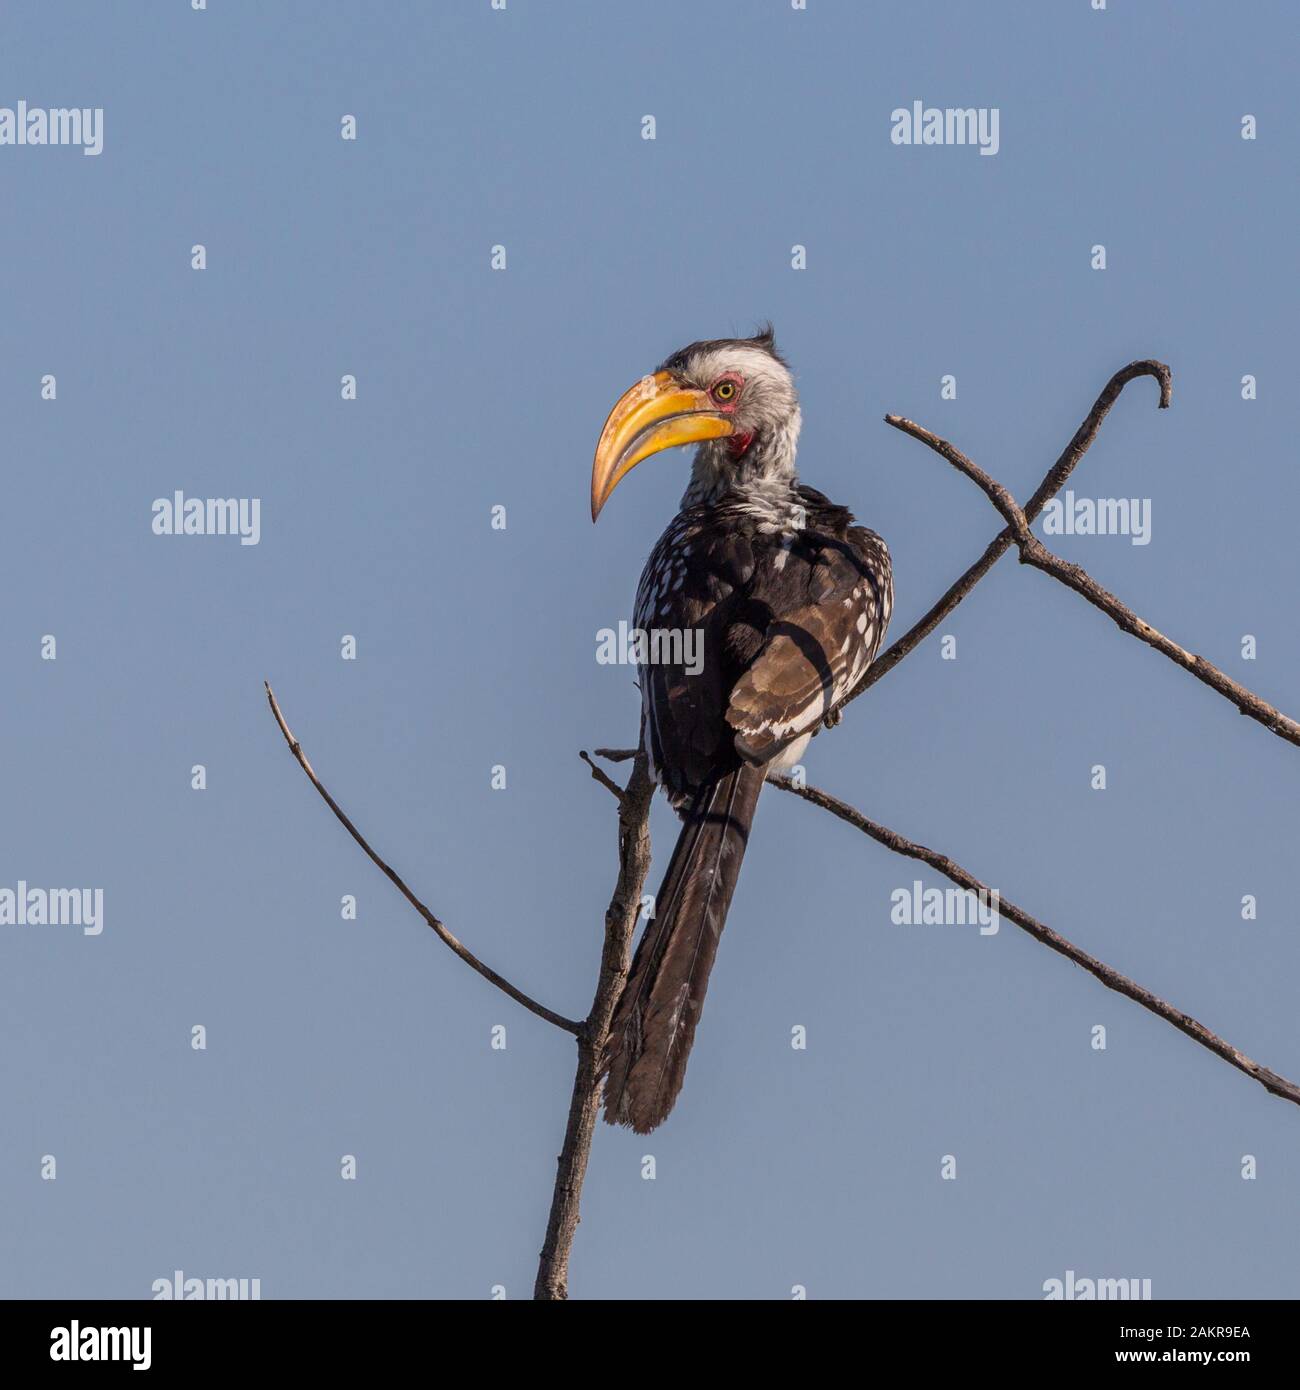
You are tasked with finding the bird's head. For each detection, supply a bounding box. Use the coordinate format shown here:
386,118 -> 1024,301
590,326 -> 801,520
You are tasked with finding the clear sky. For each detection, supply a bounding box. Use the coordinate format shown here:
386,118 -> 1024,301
1,0 -> 1297,1300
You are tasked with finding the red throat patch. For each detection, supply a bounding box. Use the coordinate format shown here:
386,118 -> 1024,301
727,431 -> 755,460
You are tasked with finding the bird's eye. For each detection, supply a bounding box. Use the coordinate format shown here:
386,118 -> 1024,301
712,379 -> 738,403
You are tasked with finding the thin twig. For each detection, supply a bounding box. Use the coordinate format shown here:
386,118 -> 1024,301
580,750 -> 626,802
263,681 -> 582,1035
534,750 -> 656,1300
886,414 -> 1032,537
591,746 -> 638,764
831,360 -> 1172,717
773,777 -> 1300,1108
887,416 -> 1300,748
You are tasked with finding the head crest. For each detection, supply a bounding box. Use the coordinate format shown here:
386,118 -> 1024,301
659,323 -> 786,375
749,322 -> 778,355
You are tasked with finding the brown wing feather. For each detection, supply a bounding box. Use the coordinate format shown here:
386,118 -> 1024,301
727,525 -> 891,761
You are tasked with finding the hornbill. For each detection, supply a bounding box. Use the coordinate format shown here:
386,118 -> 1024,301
590,327 -> 893,1133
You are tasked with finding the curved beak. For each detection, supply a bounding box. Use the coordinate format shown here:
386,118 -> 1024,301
590,370 -> 735,521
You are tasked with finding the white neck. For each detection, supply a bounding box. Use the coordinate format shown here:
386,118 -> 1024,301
681,408 -> 802,509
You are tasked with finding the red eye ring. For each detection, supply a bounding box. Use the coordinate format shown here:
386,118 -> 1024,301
710,375 -> 742,407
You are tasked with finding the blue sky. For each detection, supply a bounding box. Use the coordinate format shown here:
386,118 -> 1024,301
1,0 -> 1297,1299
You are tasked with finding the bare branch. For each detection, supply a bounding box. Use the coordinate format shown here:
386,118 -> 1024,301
887,416 -> 1300,749
1020,541 -> 1300,744
579,750 -> 626,803
886,414 -> 1034,539
774,777 -> 1300,1109
832,359 -> 1172,717
263,681 -> 583,1035
535,751 -> 656,1300
591,747 -> 637,764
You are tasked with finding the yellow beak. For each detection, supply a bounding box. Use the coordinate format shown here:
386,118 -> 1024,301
590,370 -> 735,521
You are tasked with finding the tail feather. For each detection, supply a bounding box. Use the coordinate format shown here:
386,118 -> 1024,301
601,762 -> 765,1133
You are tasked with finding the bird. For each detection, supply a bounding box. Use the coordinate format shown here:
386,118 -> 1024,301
589,326 -> 894,1132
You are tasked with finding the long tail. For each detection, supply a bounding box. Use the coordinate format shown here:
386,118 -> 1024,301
600,761 -> 765,1133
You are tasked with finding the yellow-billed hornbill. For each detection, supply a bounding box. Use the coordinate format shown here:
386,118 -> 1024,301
590,327 -> 893,1133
